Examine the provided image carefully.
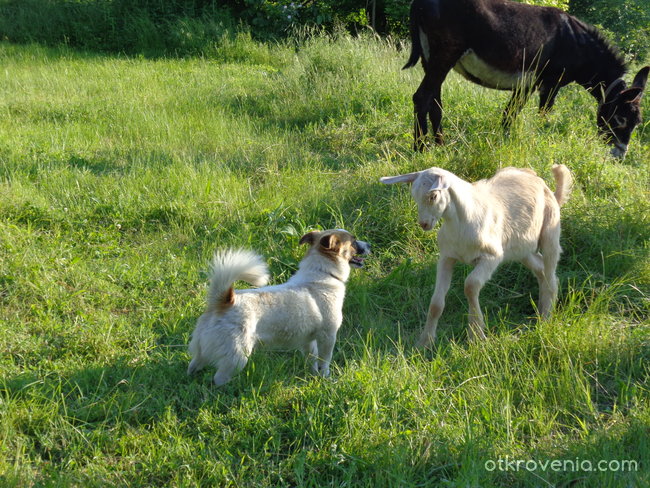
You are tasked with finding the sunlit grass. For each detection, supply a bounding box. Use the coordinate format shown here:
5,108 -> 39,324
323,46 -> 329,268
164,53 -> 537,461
1,34 -> 648,486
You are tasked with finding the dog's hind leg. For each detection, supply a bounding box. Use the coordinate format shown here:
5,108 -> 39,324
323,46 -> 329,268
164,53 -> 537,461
187,357 -> 206,375
187,334 -> 206,375
302,340 -> 319,374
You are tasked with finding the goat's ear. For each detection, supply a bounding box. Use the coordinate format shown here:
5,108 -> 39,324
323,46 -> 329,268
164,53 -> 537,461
426,190 -> 441,203
428,173 -> 451,192
299,231 -> 318,246
380,172 -> 419,185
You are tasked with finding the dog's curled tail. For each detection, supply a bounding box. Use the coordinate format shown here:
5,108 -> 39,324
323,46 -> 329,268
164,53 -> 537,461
206,249 -> 269,313
551,164 -> 572,207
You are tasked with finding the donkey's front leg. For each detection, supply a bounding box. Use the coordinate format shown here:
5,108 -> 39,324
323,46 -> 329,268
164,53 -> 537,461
538,83 -> 560,114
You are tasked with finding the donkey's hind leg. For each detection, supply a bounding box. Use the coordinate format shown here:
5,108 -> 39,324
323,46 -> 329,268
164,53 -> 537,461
413,74 -> 436,151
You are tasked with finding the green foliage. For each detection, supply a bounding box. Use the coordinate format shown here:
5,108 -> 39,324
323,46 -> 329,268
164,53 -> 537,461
1,34 -> 649,486
570,0 -> 650,60
10,0 -> 648,58
0,0 -> 236,56
521,0 -> 569,9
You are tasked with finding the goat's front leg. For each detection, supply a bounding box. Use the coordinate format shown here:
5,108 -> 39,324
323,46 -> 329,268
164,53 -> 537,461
417,256 -> 457,348
464,257 -> 501,342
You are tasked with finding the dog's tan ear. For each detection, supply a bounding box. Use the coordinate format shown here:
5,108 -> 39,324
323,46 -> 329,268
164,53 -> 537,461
319,233 -> 340,250
299,231 -> 318,245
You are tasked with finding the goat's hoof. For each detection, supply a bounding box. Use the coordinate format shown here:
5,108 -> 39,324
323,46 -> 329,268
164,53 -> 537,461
468,331 -> 487,343
416,334 -> 436,349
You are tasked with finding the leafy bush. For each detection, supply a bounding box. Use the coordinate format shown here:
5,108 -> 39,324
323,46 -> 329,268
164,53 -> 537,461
0,0 -> 646,59
0,0 -> 236,56
569,0 -> 649,60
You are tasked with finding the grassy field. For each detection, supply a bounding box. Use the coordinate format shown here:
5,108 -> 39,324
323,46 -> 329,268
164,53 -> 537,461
1,33 -> 649,486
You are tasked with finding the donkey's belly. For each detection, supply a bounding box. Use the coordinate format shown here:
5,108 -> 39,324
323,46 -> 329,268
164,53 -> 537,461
453,50 -> 525,90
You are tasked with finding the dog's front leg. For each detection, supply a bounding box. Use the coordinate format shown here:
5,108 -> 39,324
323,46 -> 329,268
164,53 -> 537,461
213,354 -> 248,386
315,332 -> 337,377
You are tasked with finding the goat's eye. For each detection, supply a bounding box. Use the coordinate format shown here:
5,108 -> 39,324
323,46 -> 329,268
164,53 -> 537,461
613,115 -> 626,128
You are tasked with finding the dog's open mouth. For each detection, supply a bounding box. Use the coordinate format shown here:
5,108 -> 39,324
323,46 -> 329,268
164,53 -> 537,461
350,256 -> 366,268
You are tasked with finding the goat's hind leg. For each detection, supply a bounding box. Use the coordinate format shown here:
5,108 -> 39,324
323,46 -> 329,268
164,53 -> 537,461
521,252 -> 554,317
539,237 -> 561,317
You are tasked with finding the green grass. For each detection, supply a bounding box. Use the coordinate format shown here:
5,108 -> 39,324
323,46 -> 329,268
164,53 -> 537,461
1,33 -> 649,487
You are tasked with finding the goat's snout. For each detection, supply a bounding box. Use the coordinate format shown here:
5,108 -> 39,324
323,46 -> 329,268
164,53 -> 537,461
419,221 -> 431,231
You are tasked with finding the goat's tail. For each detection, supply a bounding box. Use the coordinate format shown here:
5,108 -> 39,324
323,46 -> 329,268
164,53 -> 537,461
402,9 -> 421,69
551,164 -> 572,207
206,249 -> 269,314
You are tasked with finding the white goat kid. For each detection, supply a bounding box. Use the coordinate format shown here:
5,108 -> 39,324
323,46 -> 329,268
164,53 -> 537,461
380,165 -> 572,347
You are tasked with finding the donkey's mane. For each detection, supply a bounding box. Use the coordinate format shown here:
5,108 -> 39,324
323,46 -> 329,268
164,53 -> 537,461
580,20 -> 627,74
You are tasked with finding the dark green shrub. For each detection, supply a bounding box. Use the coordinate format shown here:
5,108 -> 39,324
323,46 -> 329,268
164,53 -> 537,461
570,0 -> 649,60
0,0 -> 645,59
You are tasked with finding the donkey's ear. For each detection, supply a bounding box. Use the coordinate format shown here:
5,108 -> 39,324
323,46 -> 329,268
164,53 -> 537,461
624,66 -> 650,103
631,66 -> 649,91
380,172 -> 420,185
299,231 -> 318,245
618,87 -> 645,104
603,78 -> 626,103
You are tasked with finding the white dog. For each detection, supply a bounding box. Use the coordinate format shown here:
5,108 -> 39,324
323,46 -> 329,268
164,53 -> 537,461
187,229 -> 370,386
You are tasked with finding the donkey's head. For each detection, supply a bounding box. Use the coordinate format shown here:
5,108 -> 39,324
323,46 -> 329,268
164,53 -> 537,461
597,66 -> 649,158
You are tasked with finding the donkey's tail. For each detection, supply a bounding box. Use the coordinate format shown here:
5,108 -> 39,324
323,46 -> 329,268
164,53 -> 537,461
551,164 -> 572,207
402,14 -> 422,70
206,249 -> 269,314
